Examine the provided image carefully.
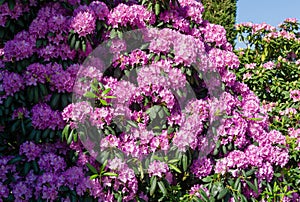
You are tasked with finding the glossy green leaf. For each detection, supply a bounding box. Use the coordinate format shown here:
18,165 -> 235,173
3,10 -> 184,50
157,181 -> 167,196
169,164 -> 182,173
86,163 -> 98,174
84,91 -> 98,98
150,176 -> 157,196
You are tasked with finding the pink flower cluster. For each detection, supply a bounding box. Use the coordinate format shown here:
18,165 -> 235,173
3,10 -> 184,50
178,0 -> 204,24
290,89 -> 300,102
235,22 -> 276,33
108,4 -> 155,28
200,23 -> 227,47
148,160 -> 170,178
265,30 -> 297,41
263,61 -> 275,70
71,6 -> 97,37
288,128 -> 300,150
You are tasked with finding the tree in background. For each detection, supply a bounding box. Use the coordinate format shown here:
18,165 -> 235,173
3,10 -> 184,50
201,0 -> 238,45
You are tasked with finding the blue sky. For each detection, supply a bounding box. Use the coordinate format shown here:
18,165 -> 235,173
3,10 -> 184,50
235,0 -> 300,48
237,0 -> 300,26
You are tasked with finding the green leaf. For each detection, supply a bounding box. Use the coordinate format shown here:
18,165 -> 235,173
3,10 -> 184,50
84,91 -> 98,98
8,0 -> 15,10
70,34 -> 76,49
162,106 -> 170,116
245,169 -> 256,177
24,162 -> 31,175
150,176 -> 157,196
182,154 -> 188,172
217,188 -> 228,199
102,88 -> 111,95
169,164 -> 182,173
168,159 -> 180,164
11,120 -> 20,132
75,40 -> 80,50
246,180 -> 258,194
155,3 -> 160,15
36,39 -> 43,48
42,128 -> 50,138
234,177 -> 241,190
33,86 -> 39,104
102,172 -> 118,177
157,181 -> 167,196
201,176 -> 213,183
86,163 -> 98,174
39,83 -> 47,96
62,125 -> 70,141
21,120 -> 26,135
32,160 -> 39,174
110,29 -> 116,38
50,93 -> 60,108
117,31 -> 123,39
90,174 -> 99,180
199,188 -> 209,201
5,96 -> 13,108
104,95 -> 116,99
247,117 -> 263,121
100,99 -> 108,106
67,129 -> 74,144
8,155 -> 23,164
158,108 -> 164,119
127,120 -> 138,128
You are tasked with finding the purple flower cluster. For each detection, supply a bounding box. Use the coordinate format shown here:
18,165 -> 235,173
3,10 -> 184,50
11,107 -> 30,120
24,63 -> 49,86
90,107 -> 113,129
190,158 -> 212,178
48,63 -> 79,93
0,141 -> 116,201
4,3 -> 77,62
19,141 -> 42,161
1,70 -> 24,97
31,103 -> 65,130
0,0 -> 31,26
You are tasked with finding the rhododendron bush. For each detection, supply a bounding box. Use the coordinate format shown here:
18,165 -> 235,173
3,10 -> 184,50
0,0 -> 296,201
234,19 -> 300,201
